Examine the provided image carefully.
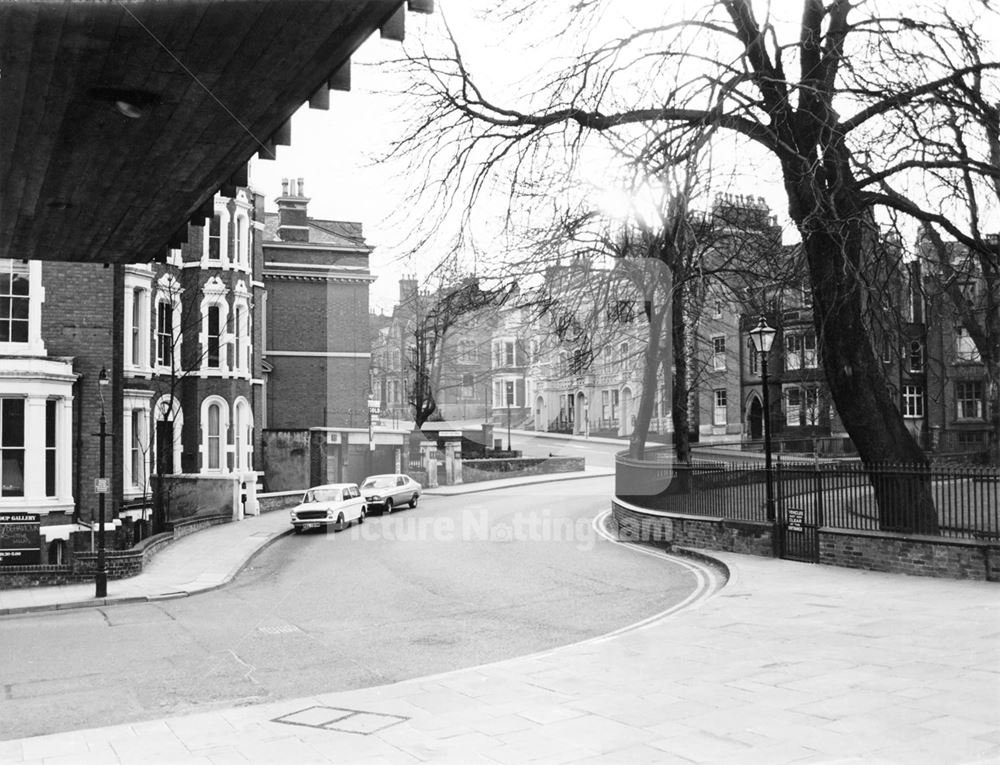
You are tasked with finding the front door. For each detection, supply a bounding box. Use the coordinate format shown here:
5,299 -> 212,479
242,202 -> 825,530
156,420 -> 173,475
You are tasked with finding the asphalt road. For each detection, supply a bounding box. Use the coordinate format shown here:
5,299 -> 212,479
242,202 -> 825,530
0,476 -> 699,741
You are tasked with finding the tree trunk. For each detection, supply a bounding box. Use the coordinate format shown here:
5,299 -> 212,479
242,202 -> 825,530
669,281 -> 693,493
803,228 -> 939,533
630,303 -> 666,460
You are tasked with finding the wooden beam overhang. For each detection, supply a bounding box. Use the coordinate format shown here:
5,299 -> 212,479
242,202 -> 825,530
0,0 -> 432,265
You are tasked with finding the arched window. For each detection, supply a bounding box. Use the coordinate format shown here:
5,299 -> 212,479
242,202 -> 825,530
201,396 -> 230,473
207,403 -> 221,470
232,397 -> 253,472
200,278 -> 230,372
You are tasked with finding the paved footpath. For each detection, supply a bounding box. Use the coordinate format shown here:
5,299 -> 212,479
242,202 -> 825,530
1,475 -> 998,763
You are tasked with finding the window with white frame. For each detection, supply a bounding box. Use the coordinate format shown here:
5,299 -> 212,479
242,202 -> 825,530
232,397 -> 253,472
956,381 -> 984,420
908,341 -> 923,372
619,342 -> 628,367
122,391 -> 152,495
154,274 -> 182,372
803,333 -> 817,368
45,399 -> 57,497
0,398 -> 25,497
784,331 -> 816,370
202,397 -> 230,472
713,389 -> 727,426
0,259 -> 45,355
785,334 -> 802,370
712,336 -> 726,371
233,286 -> 251,375
131,410 -> 144,489
902,385 -> 924,418
124,269 -> 153,374
493,377 -> 522,407
785,387 -> 802,426
0,260 -> 29,344
207,306 -> 221,368
493,339 -> 517,367
207,213 -> 223,262
156,300 -> 173,368
955,327 -> 980,362
200,279 -> 229,372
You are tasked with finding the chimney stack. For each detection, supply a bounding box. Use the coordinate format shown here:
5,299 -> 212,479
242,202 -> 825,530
277,177 -> 310,242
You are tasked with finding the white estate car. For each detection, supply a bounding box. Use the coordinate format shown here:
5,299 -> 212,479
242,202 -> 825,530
290,483 -> 366,533
360,473 -> 422,515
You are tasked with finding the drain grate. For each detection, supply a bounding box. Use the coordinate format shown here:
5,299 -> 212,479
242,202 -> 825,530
272,705 -> 409,735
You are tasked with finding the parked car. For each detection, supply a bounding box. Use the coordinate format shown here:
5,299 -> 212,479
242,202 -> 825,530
360,473 -> 422,514
289,483 -> 366,533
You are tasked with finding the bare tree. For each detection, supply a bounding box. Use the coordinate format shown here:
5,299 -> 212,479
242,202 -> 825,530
385,0 -> 1000,530
405,278 -> 513,428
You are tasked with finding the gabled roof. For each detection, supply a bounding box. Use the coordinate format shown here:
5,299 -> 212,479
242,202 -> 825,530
0,0 -> 431,264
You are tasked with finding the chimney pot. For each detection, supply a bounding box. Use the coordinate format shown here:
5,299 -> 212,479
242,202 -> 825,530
281,178 -> 289,196
297,177 -> 305,197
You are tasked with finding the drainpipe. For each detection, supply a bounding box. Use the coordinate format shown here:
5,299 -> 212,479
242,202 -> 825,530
72,372 -> 83,523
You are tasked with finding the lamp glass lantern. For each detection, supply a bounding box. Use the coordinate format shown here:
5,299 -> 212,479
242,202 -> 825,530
748,317 -> 776,356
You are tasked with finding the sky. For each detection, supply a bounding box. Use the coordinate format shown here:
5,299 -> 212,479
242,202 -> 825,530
248,12 -> 446,314
248,0 -> 993,314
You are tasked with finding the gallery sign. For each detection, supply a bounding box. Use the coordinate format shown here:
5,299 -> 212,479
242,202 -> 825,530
0,513 -> 41,566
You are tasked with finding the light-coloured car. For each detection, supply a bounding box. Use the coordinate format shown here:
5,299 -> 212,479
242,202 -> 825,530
360,473 -> 422,515
290,483 -> 366,533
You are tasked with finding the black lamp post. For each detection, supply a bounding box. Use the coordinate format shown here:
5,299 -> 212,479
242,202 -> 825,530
95,366 -> 110,597
506,402 -> 512,452
748,318 -> 777,540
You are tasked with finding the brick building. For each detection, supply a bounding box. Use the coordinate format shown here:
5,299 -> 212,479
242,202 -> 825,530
261,179 -> 406,490
0,187 -> 265,565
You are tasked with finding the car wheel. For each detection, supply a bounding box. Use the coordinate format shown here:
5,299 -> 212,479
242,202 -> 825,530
358,507 -> 366,524
384,498 -> 393,515
335,513 -> 345,532
410,494 -> 418,508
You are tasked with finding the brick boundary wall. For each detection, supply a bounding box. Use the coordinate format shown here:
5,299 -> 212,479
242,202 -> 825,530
0,515 -> 230,589
461,457 -> 585,483
611,497 -> 774,557
820,528 -> 1000,581
612,497 -> 1000,581
258,491 -> 303,513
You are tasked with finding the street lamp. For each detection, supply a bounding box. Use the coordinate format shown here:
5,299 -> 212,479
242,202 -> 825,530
95,366 -> 110,598
506,402 -> 512,452
748,317 -> 777,536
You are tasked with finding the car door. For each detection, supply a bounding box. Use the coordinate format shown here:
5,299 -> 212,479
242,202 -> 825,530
391,475 -> 405,505
346,484 -> 363,520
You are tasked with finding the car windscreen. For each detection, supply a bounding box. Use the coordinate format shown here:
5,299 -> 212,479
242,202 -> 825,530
362,478 -> 395,489
304,488 -> 342,503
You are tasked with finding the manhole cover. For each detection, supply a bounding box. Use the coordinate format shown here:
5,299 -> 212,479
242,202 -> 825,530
272,706 -> 409,735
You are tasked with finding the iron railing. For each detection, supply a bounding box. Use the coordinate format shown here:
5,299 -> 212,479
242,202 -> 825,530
625,460 -> 1000,539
